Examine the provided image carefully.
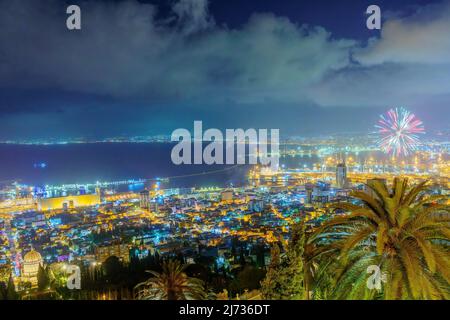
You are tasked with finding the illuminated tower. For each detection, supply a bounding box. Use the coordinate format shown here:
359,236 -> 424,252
149,201 -> 159,214
305,183 -> 314,204
139,190 -> 150,209
336,163 -> 347,189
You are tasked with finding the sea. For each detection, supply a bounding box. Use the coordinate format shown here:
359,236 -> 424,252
0,143 -> 255,188
0,143 -> 389,189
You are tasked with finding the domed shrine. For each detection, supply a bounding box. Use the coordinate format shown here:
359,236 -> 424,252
22,249 -> 43,286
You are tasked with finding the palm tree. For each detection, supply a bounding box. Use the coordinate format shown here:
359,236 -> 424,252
320,178 -> 449,299
301,225 -> 340,300
134,260 -> 207,300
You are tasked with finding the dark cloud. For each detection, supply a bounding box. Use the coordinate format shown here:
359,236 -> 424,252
0,0 -> 449,138
0,0 -> 354,104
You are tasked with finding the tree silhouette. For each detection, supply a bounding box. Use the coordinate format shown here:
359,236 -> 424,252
37,265 -> 50,291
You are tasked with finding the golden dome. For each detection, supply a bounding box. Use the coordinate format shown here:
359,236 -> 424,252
24,250 -> 42,263
22,249 -> 43,286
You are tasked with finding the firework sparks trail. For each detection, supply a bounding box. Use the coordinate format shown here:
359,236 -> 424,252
375,107 -> 425,157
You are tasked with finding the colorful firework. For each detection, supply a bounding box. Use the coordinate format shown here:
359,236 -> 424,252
375,107 -> 425,157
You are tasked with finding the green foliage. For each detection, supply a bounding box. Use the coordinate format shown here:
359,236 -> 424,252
102,255 -> 124,285
6,275 -> 18,300
37,265 -> 51,291
261,223 -> 306,299
284,222 -> 306,299
134,260 -> 207,300
321,178 -> 450,300
0,264 -> 11,283
0,275 -> 19,300
230,265 -> 265,295
261,178 -> 450,300
260,244 -> 283,299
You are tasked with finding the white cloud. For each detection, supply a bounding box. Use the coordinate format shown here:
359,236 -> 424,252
172,0 -> 214,35
355,1 -> 450,65
355,1 -> 450,64
312,1 -> 450,108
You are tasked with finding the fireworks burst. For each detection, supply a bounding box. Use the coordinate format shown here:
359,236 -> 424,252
375,107 -> 425,157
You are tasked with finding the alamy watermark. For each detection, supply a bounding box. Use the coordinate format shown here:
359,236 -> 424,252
366,5 -> 381,30
66,5 -> 81,30
65,4 -> 380,31
65,264 -> 81,289
366,265 -> 387,290
170,121 -> 279,171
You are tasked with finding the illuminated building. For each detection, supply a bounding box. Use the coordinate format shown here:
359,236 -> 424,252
336,163 -> 347,188
139,190 -> 150,209
21,249 -> 43,286
37,193 -> 101,211
248,199 -> 264,212
95,244 -> 130,263
305,183 -> 314,204
19,212 -> 46,228
312,182 -> 331,204
149,201 -> 159,214
221,190 -> 233,202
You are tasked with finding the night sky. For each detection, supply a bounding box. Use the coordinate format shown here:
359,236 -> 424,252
0,0 -> 449,139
